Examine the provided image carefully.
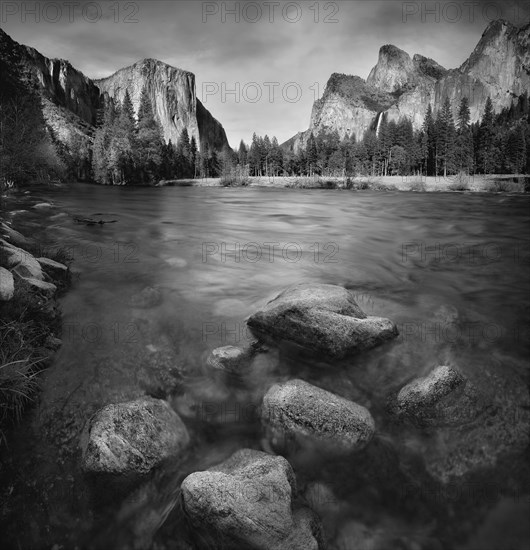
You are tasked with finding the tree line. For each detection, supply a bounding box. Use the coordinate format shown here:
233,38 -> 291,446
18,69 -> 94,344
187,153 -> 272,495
1,65 -> 529,188
90,87 -> 224,185
226,94 -> 529,180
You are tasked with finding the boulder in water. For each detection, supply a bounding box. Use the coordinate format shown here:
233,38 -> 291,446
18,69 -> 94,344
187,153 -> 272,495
247,283 -> 398,358
181,448 -> 323,549
262,379 -> 375,454
81,397 -> 189,476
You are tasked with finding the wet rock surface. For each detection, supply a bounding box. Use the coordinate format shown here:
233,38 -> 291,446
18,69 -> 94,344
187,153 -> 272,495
387,365 -> 487,428
388,364 -> 530,487
181,448 -> 323,550
247,283 -> 398,358
81,397 -> 190,475
262,379 -> 375,455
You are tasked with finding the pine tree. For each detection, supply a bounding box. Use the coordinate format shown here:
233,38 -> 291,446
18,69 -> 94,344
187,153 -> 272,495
436,97 -> 456,177
455,97 -> 474,174
421,104 -> 436,176
306,132 -> 318,176
107,90 -> 137,184
176,128 -> 192,178
238,140 -> 248,167
136,84 -> 164,182
478,97 -> 496,174
190,136 -> 198,177
505,124 -> 526,173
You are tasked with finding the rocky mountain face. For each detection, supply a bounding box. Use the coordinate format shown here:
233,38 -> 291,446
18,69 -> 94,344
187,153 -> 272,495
285,19 -> 530,152
0,27 -> 228,153
94,59 -> 228,150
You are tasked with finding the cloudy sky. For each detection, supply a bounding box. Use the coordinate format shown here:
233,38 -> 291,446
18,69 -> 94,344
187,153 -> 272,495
1,0 -> 528,146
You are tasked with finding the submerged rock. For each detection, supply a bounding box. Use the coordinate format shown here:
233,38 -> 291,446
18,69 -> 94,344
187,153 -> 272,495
206,345 -> 251,374
390,365 -> 530,487
206,341 -> 265,374
387,365 -> 486,428
262,379 -> 375,454
0,266 -> 14,301
181,448 -> 323,550
247,283 -> 398,358
129,286 -> 162,309
81,397 -> 189,475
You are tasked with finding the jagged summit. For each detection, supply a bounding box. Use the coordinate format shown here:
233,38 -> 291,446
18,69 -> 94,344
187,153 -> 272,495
284,19 -> 529,153
97,57 -> 194,80
366,44 -> 414,93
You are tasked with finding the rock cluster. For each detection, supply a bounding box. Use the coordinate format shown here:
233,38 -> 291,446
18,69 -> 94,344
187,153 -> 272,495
0,233 -> 67,300
70,281 -> 528,548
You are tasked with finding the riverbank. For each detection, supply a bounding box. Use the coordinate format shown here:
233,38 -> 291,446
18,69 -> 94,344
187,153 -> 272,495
159,174 -> 530,192
0,191 -> 72,444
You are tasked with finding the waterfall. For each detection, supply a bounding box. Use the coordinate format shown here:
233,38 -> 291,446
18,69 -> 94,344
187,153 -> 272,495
375,111 -> 384,136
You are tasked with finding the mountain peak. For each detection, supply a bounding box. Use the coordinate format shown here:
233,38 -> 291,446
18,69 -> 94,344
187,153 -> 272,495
366,44 -> 414,92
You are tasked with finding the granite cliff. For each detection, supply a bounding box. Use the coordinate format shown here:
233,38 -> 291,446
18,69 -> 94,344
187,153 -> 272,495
0,27 -> 229,155
285,19 -> 530,153
94,59 -> 228,150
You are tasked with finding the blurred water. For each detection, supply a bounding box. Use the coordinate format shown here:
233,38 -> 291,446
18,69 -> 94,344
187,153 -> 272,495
1,184 -> 529,549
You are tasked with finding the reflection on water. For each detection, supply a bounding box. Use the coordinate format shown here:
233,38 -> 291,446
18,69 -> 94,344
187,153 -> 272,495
1,184 -> 529,549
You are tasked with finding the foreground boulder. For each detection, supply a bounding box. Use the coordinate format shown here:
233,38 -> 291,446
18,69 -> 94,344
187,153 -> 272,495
81,397 -> 189,475
247,283 -> 398,358
387,365 -> 486,428
262,379 -> 375,454
181,448 -> 323,550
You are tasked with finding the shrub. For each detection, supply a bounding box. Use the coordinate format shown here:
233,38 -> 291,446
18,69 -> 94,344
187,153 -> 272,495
484,179 -> 525,193
408,177 -> 426,192
448,172 -> 470,191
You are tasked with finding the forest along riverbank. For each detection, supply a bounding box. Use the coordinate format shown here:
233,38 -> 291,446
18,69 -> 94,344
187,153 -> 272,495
0,183 -> 529,550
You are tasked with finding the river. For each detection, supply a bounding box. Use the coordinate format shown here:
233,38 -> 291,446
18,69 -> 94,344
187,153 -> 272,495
1,184 -> 529,549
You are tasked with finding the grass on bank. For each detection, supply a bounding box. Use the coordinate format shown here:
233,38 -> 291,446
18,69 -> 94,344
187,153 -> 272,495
210,173 -> 530,192
0,246 -> 73,445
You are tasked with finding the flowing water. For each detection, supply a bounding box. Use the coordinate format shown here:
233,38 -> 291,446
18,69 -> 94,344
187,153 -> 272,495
1,184 -> 529,549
